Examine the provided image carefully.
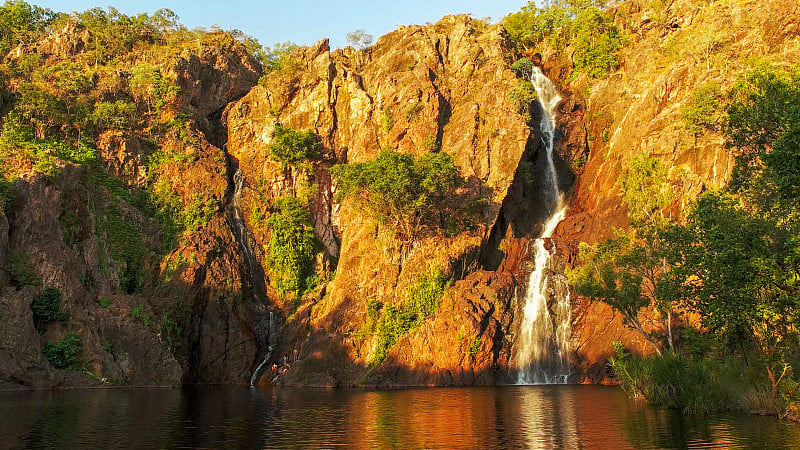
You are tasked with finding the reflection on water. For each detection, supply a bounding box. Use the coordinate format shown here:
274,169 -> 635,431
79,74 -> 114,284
1,385 -> 798,448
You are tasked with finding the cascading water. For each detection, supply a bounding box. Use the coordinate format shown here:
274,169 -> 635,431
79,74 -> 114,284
223,158 -> 279,386
515,67 -> 572,385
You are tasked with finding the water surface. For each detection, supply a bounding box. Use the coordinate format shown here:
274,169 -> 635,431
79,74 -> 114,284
1,385 -> 798,448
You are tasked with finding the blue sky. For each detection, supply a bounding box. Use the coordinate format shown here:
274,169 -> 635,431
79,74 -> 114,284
35,1 -> 530,49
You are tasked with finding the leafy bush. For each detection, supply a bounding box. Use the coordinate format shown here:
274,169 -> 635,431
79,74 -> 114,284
370,271 -> 449,367
105,204 -> 146,294
129,66 -> 179,113
0,1 -> 56,56
511,58 -> 535,78
91,100 -> 136,129
0,172 -> 14,209
681,82 -> 723,135
571,6 -> 626,78
259,41 -> 299,73
31,286 -> 68,331
268,124 -> 321,168
265,196 -> 320,295
43,332 -> 83,370
507,80 -> 537,120
502,1 -> 571,52
329,149 -> 465,239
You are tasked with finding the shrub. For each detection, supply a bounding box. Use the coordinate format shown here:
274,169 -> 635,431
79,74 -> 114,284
681,82 -> 723,135
502,1 -> 625,78
329,149 -> 465,239
268,124 -> 321,168
31,286 -> 68,331
265,196 -> 320,295
0,172 -> 15,209
43,332 -> 83,370
91,100 -> 136,130
369,271 -> 449,367
380,108 -> 394,132
571,6 -> 626,78
507,81 -> 537,120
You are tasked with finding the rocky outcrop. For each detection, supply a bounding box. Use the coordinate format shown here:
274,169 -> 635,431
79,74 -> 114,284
224,15 -> 570,386
548,0 -> 800,380
0,28 -> 264,389
3,0 -> 797,389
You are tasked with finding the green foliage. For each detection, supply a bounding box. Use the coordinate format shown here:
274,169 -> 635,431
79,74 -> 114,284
265,196 -> 320,296
502,1 -> 624,78
681,82 -> 723,135
91,100 -> 136,130
329,149 -> 465,240
569,154 -> 678,354
507,80 -> 537,121
724,63 -> 800,156
104,203 -> 146,294
470,337 -> 482,356
129,66 -> 179,113
43,332 -> 83,371
159,313 -> 183,354
0,1 -> 56,56
259,41 -> 299,73
370,271 -> 448,367
404,101 -> 422,122
511,58 -> 535,79
268,123 -> 321,168
30,286 -> 68,331
8,249 -> 40,287
502,1 -> 571,51
380,108 -> 394,132
97,297 -> 110,308
570,6 -> 625,78
618,154 -> 672,228
0,171 -> 14,209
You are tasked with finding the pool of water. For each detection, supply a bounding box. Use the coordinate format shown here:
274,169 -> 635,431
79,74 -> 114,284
1,385 -> 798,448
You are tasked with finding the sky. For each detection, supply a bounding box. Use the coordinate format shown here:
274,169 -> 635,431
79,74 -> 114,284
34,1 -> 530,49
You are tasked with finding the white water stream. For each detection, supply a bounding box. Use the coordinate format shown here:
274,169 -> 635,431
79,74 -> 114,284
515,67 -> 572,384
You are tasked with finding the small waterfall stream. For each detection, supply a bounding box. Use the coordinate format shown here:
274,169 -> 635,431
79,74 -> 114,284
515,67 -> 572,384
223,152 -> 279,386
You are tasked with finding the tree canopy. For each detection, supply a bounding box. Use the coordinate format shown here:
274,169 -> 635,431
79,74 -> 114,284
329,148 -> 465,240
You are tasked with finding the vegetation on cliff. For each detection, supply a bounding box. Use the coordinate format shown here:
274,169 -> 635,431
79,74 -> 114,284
570,62 -> 800,418
503,0 -> 626,78
329,148 -> 468,240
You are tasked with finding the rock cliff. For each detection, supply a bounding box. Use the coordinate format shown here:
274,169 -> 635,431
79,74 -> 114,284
2,0 -> 798,389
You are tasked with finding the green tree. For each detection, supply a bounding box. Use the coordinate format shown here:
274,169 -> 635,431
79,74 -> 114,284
0,0 -> 56,56
569,154 -> 679,353
329,148 -> 464,240
267,123 -> 321,168
265,196 -> 320,295
570,6 -> 625,78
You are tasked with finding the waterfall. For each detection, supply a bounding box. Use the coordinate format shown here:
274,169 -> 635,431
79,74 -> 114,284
223,156 -> 280,386
514,66 -> 572,385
